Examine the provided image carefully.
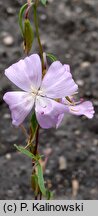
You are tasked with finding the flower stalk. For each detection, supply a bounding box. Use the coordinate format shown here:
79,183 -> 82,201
34,125 -> 40,155
32,1 -> 44,199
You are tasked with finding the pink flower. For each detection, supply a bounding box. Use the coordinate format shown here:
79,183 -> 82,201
3,54 -> 78,128
57,97 -> 94,127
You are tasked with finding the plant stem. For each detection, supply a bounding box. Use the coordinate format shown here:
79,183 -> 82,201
34,125 -> 40,155
33,1 -> 44,200
25,5 -> 31,19
35,0 -> 39,6
39,192 -> 42,200
34,125 -> 40,200
33,4 -> 44,71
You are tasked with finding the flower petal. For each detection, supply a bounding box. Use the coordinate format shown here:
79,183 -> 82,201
56,101 -> 94,128
40,61 -> 78,98
69,101 -> 95,119
35,96 -> 66,128
5,54 -> 42,92
3,91 -> 35,126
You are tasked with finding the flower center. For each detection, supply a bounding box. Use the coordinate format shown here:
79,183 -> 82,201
31,88 -> 38,96
31,87 -> 46,98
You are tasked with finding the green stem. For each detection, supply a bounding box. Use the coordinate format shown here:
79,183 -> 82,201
35,0 -> 39,8
33,3 -> 44,71
34,125 -> 40,200
34,125 -> 40,155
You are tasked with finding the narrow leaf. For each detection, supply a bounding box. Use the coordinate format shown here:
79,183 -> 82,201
31,174 -> 39,196
14,144 -> 37,160
37,163 -> 46,196
19,3 -> 28,36
47,53 -> 57,62
40,0 -> 47,6
46,190 -> 53,200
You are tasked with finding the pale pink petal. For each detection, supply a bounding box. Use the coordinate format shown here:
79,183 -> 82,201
36,112 -> 60,129
69,101 -> 95,119
40,62 -> 78,98
57,100 -> 94,126
35,96 -> 66,128
5,54 -> 42,92
3,91 -> 35,126
56,101 -> 94,127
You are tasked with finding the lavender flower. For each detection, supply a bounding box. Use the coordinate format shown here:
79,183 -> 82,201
3,54 -> 94,128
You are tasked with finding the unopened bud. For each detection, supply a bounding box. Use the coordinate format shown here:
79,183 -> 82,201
24,19 -> 34,55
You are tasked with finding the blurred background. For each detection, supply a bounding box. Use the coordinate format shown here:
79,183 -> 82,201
0,0 -> 98,199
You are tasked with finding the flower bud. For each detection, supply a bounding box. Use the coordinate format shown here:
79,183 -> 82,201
24,19 -> 34,54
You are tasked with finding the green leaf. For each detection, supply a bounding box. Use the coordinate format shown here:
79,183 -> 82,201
37,163 -> 46,196
40,0 -> 47,6
14,144 -> 37,160
46,190 -> 53,200
24,19 -> 34,54
47,53 -> 57,62
31,174 -> 39,196
31,112 -> 38,138
19,3 -> 28,36
37,163 -> 52,199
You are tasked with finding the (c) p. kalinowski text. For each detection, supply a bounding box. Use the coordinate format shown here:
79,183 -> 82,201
32,202 -> 84,212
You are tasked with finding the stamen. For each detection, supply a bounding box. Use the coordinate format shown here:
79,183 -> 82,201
31,86 -> 38,95
38,90 -> 46,97
66,96 -> 75,105
70,108 -> 79,112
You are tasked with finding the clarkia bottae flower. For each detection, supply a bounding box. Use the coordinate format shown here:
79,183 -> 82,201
3,54 -> 94,128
